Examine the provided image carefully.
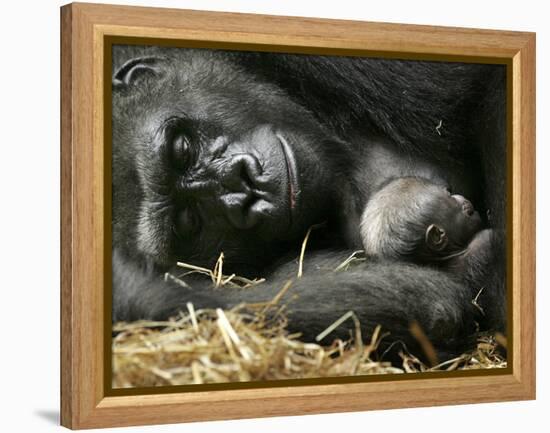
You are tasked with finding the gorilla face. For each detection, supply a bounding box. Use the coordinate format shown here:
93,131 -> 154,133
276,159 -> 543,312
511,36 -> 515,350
112,50 -> 340,270
432,191 -> 484,248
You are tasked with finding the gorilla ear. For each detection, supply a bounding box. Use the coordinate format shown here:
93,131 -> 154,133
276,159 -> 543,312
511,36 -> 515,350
113,56 -> 167,90
425,224 -> 448,251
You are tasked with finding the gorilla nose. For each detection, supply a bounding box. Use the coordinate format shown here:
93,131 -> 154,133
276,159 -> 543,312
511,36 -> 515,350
219,154 -> 263,192
218,154 -> 272,229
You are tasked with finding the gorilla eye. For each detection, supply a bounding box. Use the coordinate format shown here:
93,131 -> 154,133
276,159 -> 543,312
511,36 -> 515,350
171,134 -> 193,170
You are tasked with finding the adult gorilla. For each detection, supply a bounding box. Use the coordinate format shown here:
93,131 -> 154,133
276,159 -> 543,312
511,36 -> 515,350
112,46 -> 506,362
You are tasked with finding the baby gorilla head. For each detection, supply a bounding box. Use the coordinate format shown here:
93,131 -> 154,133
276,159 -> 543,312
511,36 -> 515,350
360,177 -> 484,264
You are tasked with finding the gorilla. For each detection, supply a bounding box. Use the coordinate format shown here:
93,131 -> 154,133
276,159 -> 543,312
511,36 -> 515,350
112,45 -> 507,363
360,176 -> 494,286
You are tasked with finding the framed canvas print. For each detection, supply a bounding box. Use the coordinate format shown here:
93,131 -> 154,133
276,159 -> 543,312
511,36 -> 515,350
60,2 -> 536,429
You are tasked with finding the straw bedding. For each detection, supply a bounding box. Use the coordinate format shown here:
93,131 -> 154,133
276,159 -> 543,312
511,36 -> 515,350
112,251 -> 506,388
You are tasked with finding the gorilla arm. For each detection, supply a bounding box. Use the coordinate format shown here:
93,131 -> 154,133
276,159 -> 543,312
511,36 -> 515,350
113,249 -> 480,362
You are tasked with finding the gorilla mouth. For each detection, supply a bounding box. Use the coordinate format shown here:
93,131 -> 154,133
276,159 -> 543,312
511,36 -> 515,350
276,133 -> 299,214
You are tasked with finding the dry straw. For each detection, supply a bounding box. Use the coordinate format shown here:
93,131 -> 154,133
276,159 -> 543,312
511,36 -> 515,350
113,240 -> 506,388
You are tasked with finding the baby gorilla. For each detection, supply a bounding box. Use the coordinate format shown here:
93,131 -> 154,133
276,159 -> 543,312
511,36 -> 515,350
360,177 -> 493,285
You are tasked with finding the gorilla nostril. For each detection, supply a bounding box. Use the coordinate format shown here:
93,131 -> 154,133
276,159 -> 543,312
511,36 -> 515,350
221,154 -> 262,193
240,164 -> 255,189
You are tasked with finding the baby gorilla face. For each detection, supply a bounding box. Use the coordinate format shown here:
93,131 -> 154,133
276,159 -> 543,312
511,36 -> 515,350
360,177 -> 485,262
427,189 -> 484,250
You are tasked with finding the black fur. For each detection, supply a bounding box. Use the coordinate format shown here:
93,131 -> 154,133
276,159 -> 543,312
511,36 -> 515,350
111,45 -> 507,363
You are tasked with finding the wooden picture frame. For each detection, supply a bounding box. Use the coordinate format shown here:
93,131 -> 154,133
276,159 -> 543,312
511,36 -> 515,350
60,2 -> 536,429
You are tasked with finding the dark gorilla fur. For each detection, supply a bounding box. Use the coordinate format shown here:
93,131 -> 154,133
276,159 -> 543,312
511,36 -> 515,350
112,45 -> 507,362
